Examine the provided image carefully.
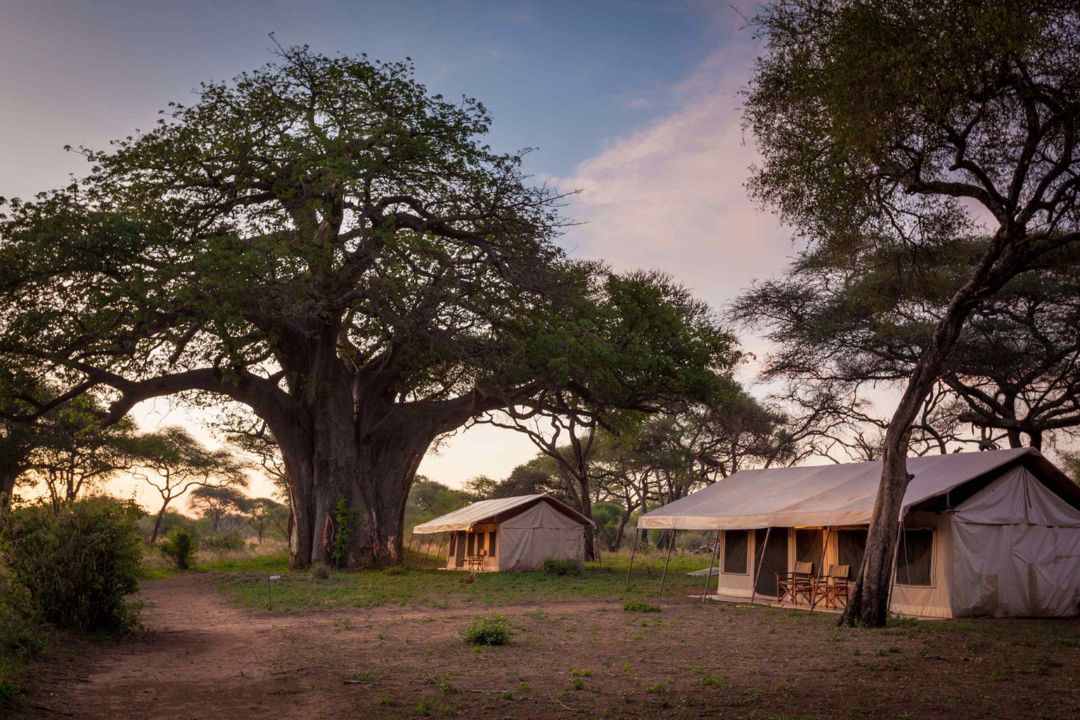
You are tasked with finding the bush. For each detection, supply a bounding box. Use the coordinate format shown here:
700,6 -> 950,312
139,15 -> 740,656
462,614 -> 512,646
202,530 -> 245,553
159,527 -> 198,570
623,601 -> 661,613
543,558 -> 582,577
1,498 -> 143,633
0,565 -> 47,703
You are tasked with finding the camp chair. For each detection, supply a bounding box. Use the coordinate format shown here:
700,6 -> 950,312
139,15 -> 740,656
466,549 -> 486,573
776,561 -> 815,604
819,564 -> 851,609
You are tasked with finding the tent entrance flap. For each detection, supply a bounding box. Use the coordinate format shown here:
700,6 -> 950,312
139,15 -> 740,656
754,528 -> 788,597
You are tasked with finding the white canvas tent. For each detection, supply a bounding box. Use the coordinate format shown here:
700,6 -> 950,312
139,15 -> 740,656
638,449 -> 1080,618
412,494 -> 593,572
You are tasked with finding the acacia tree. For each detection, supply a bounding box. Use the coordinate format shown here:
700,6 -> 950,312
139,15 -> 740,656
0,47 -> 732,568
480,271 -> 741,559
190,485 -> 251,534
135,426 -> 248,543
746,0 -> 1080,625
25,396 -> 145,513
735,239 -> 1080,453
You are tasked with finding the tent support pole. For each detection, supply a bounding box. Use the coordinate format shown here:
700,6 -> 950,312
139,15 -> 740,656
809,527 -> 831,612
702,529 -> 721,603
624,529 -> 640,587
436,533 -> 449,565
885,519 -> 904,620
406,534 -> 419,568
749,526 -> 772,608
658,530 -> 676,597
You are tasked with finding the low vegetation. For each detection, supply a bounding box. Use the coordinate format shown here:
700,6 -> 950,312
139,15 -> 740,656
159,527 -> 198,570
0,498 -> 144,705
462,614 -> 512,646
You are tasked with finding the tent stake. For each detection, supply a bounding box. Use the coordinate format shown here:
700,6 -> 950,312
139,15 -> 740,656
702,529 -> 721,602
658,530 -> 676,597
809,527 -> 831,613
624,529 -> 640,587
749,526 -> 772,607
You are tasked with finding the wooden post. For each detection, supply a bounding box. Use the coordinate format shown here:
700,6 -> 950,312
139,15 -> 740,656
657,530 -> 677,597
749,526 -> 772,607
624,528 -> 640,587
809,527 -> 831,612
702,529 -> 721,602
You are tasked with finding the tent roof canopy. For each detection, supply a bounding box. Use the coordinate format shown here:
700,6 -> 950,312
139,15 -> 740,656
412,494 -> 594,534
638,448 -> 1078,531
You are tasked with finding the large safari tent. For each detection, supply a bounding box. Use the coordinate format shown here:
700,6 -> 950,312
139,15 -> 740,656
411,494 -> 593,572
638,449 -> 1080,618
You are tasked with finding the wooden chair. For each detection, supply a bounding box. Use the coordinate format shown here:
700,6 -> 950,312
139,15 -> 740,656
466,549 -> 486,573
777,560 -> 815,605
819,564 -> 851,609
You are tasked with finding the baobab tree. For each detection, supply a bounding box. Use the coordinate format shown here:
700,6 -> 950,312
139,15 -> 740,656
0,47 -> 737,567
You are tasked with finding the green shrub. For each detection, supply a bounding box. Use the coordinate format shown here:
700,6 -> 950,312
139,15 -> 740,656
330,496 -> 359,568
159,527 -> 198,570
462,614 -> 512,646
543,558 -> 582,577
623,601 -> 661,613
0,564 -> 47,703
202,530 -> 245,553
1,498 -> 143,633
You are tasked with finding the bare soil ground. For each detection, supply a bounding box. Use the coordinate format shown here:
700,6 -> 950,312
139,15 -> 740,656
23,573 -> 1080,720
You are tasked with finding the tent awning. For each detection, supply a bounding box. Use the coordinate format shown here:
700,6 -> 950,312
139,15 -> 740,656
637,448 -> 1072,531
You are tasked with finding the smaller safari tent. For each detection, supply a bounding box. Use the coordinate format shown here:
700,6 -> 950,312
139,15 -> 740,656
638,449 -> 1080,618
412,494 -> 593,572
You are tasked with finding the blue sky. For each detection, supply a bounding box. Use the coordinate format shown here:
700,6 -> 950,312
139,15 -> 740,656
2,1 -> 753,194
2,1 -> 790,501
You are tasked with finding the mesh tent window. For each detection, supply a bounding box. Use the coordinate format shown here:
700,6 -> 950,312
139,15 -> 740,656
795,529 -> 823,570
837,530 -> 867,578
896,528 -> 933,586
723,530 -> 748,574
488,530 -> 496,557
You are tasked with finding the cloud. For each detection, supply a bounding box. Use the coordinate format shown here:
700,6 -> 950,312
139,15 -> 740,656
556,46 -> 794,319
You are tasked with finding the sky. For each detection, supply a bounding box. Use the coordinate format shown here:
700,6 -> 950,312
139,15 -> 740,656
0,0 -> 801,507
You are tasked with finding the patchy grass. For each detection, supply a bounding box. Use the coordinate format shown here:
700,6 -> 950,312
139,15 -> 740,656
211,549 -> 713,613
462,614 -> 512,646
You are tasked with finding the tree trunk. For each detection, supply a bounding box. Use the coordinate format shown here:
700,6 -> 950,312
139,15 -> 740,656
271,389 -> 438,569
842,282 -> 991,626
150,501 -> 169,544
0,466 -> 18,512
579,487 -> 596,561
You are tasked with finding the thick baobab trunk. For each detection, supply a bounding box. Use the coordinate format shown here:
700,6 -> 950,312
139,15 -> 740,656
273,388 -> 439,570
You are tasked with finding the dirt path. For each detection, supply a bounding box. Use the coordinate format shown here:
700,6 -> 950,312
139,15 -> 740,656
27,573 -> 1080,720
30,574 -> 619,720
